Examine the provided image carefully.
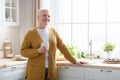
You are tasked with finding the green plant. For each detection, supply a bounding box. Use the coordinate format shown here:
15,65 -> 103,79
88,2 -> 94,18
103,42 -> 116,54
58,51 -> 63,56
67,44 -> 77,56
58,44 -> 77,56
58,44 -> 87,59
76,52 -> 86,59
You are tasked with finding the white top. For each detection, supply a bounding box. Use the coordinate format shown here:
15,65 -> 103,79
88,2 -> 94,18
37,28 -> 49,68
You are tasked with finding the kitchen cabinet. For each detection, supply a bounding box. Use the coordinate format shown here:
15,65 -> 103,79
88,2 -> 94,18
57,65 -> 120,80
57,66 -> 85,80
85,68 -> 120,80
0,0 -> 19,26
0,64 -> 26,80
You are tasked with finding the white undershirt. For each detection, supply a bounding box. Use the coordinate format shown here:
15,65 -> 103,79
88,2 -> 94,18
37,28 -> 49,68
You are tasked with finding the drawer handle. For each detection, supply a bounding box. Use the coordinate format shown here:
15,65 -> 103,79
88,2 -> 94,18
65,67 -> 69,69
107,70 -> 112,72
100,69 -> 103,72
11,66 -> 16,70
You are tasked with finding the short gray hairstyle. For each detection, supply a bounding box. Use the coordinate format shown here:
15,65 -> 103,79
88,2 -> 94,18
37,8 -> 51,16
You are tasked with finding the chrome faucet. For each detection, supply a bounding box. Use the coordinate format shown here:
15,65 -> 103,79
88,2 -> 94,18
90,40 -> 92,55
88,39 -> 93,59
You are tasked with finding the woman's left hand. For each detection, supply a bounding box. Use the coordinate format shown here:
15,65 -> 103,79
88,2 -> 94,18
76,61 -> 88,64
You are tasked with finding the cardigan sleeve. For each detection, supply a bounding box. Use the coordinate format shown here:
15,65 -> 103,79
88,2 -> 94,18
53,28 -> 77,64
20,30 -> 39,58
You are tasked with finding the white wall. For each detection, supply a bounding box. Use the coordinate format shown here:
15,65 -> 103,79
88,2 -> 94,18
19,0 -> 33,41
0,0 -> 33,56
0,21 -> 20,56
19,0 -> 33,54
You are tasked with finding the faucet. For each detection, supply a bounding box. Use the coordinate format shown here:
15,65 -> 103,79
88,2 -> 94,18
88,39 -> 93,59
90,40 -> 92,54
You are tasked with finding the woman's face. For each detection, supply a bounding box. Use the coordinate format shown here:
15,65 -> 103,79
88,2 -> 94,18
37,10 -> 50,28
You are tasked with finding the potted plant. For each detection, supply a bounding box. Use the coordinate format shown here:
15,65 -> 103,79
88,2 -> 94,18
103,42 -> 116,57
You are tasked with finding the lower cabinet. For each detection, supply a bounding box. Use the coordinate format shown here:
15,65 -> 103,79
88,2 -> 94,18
57,66 -> 120,80
0,64 -> 26,80
85,68 -> 120,80
58,77 -> 84,80
57,66 -> 85,80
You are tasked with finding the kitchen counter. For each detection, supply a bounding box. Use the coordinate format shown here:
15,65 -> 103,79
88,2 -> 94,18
57,59 -> 120,80
0,58 -> 27,80
0,58 -> 27,68
57,59 -> 120,70
1,58 -> 120,70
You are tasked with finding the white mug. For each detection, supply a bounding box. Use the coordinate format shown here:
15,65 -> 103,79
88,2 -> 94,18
41,42 -> 49,51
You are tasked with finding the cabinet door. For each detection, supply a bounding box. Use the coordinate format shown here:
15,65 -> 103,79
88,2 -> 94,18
58,77 -> 84,80
0,0 -> 3,26
3,0 -> 19,26
57,66 -> 85,80
0,64 -> 26,80
85,68 -> 120,80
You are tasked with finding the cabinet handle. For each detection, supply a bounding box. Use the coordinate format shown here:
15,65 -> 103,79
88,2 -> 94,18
58,66 -> 62,68
107,70 -> 112,72
100,69 -> 112,72
11,66 -> 16,70
100,69 -> 103,72
65,66 -> 69,69
58,66 -> 69,69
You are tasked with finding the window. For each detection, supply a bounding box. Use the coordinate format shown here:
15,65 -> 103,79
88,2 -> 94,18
50,0 -> 120,58
5,0 -> 17,22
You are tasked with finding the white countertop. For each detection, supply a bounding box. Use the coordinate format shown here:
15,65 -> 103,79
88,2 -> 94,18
1,58 -> 120,70
57,59 -> 120,70
0,58 -> 27,68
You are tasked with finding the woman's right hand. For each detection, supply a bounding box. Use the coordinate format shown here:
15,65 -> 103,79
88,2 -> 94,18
37,46 -> 48,54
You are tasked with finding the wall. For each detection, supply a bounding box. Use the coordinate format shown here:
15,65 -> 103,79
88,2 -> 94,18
0,0 -> 33,56
0,22 -> 20,56
19,0 -> 33,46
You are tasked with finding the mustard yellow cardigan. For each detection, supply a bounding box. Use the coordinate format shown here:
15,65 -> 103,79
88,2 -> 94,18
21,27 -> 77,80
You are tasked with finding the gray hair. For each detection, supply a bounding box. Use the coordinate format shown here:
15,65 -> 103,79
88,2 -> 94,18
37,8 -> 51,16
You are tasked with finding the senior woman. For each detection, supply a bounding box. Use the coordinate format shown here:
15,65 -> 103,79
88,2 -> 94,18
21,9 -> 87,80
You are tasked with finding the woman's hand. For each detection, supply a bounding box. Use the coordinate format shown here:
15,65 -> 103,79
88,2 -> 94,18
38,42 -> 49,54
37,46 -> 48,54
76,61 -> 88,64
